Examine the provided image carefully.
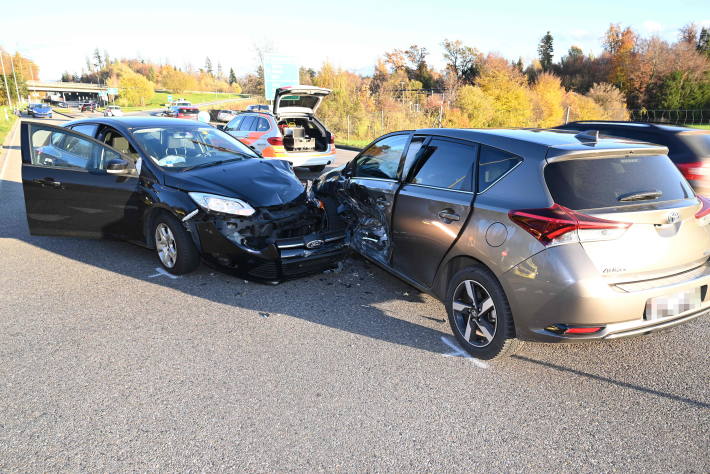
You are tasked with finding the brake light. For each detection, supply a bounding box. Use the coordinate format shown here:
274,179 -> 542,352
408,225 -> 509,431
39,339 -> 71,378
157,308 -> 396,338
267,136 -> 284,146
696,195 -> 710,226
546,324 -> 604,335
509,204 -> 631,246
329,133 -> 335,144
677,162 -> 705,181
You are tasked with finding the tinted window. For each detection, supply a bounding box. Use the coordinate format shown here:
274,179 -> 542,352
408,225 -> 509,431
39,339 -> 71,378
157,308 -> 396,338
70,124 -> 98,138
354,134 -> 408,180
545,155 -> 694,210
410,139 -> 476,192
226,116 -> 244,131
30,127 -> 120,170
478,146 -> 522,192
239,116 -> 256,131
256,117 -> 270,131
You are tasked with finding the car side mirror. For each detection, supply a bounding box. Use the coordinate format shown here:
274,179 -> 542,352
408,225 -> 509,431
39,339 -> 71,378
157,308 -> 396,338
106,158 -> 130,174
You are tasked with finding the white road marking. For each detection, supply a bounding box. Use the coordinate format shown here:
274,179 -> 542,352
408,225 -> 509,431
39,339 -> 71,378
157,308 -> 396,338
147,267 -> 179,279
440,336 -> 489,369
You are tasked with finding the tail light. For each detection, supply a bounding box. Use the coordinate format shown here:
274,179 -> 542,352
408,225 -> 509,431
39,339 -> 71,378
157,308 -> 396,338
267,136 -> 284,146
509,204 -> 631,246
329,133 -> 335,144
696,195 -> 710,226
545,324 -> 604,335
677,162 -> 705,181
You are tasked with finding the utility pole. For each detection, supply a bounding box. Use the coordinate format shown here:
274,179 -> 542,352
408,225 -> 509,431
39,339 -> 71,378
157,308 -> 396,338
0,52 -> 12,110
9,53 -> 22,105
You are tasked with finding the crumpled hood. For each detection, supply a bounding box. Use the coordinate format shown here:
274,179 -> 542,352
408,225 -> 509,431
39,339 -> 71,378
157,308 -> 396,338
164,158 -> 305,207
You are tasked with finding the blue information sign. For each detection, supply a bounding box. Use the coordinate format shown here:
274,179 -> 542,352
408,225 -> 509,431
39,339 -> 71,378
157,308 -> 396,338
263,54 -> 299,101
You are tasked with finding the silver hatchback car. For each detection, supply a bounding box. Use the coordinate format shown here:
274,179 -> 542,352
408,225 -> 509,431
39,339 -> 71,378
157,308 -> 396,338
315,128 -> 710,359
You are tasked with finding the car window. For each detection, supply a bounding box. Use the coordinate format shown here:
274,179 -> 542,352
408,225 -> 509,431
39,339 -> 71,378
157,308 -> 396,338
478,146 -> 522,193
69,124 -> 98,138
410,138 -> 476,192
353,134 -> 409,180
545,155 -> 693,210
401,136 -> 427,179
30,127 -> 121,171
239,116 -> 256,131
256,117 -> 270,132
100,127 -> 139,162
226,116 -> 244,132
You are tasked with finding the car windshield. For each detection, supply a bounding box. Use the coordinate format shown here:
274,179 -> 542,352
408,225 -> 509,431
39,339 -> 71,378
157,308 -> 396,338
131,126 -> 259,169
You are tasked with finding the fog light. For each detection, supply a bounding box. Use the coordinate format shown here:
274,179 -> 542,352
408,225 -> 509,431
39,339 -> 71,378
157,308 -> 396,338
545,324 -> 604,335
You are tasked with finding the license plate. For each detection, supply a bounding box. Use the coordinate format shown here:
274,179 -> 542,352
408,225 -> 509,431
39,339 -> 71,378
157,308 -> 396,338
644,287 -> 702,320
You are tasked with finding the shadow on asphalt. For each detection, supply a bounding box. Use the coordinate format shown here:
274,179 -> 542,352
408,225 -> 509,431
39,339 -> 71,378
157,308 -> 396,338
1,175 -> 708,409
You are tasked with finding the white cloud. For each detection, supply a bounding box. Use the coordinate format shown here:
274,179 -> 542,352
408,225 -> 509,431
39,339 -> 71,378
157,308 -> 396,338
643,20 -> 663,33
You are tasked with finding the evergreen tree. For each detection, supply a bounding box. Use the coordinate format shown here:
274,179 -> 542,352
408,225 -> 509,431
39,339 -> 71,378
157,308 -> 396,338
228,68 -> 237,85
205,57 -> 213,76
538,31 -> 554,72
698,27 -> 710,58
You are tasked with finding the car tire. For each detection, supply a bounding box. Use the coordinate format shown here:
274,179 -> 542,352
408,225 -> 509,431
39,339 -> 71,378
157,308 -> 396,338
308,165 -> 326,172
445,265 -> 523,360
153,213 -> 200,275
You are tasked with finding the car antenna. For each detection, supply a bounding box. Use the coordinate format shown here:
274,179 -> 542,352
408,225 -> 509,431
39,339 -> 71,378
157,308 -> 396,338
575,130 -> 600,143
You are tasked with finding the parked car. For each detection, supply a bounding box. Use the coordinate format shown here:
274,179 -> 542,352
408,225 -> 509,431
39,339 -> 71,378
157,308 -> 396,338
80,102 -> 96,112
165,101 -> 192,115
555,121 -> 710,192
174,107 -> 200,120
247,104 -> 270,112
56,101 -> 68,109
223,85 -> 336,172
212,109 -> 238,123
103,105 -> 123,117
26,103 -> 40,114
20,117 -> 346,281
314,128 -> 710,359
29,103 -> 53,118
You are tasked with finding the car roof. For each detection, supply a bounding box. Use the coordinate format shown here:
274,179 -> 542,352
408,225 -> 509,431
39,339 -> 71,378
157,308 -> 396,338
411,128 -> 668,159
560,120 -> 699,134
65,116 -> 208,132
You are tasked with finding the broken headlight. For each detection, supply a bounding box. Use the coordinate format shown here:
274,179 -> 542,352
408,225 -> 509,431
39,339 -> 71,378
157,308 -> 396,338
188,192 -> 256,217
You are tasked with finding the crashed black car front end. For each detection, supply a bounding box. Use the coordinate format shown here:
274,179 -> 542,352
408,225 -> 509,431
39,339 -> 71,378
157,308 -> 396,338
187,191 -> 347,281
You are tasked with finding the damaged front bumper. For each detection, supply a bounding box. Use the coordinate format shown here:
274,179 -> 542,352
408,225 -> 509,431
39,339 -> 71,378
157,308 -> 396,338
186,199 -> 348,282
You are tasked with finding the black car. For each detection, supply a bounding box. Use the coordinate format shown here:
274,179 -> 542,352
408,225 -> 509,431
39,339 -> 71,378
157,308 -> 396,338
20,117 -> 346,281
555,121 -> 709,191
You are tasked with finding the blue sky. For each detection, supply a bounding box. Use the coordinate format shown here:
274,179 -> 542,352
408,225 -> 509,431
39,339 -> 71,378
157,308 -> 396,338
3,0 -> 709,80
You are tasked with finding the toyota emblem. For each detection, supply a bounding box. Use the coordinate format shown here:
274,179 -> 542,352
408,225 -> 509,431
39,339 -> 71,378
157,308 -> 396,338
666,211 -> 680,224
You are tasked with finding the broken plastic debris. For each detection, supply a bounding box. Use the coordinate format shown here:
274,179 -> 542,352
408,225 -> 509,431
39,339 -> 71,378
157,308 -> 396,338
259,312 -> 270,318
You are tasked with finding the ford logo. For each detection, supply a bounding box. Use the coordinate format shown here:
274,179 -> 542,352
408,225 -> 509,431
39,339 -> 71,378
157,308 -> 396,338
667,211 -> 680,225
305,239 -> 324,249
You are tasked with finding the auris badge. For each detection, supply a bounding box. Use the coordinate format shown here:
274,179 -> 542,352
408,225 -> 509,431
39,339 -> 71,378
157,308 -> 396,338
305,239 -> 324,249
666,211 -> 681,225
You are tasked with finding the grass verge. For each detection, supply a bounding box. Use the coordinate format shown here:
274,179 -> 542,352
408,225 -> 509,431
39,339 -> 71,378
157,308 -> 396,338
118,92 -> 249,112
687,124 -> 710,130
335,139 -> 370,149
0,106 -> 18,146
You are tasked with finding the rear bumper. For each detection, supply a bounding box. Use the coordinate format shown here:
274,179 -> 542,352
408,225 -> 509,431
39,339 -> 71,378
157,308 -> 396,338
501,245 -> 710,343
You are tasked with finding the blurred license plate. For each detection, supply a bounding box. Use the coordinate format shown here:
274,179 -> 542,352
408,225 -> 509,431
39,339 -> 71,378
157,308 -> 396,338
645,288 -> 702,320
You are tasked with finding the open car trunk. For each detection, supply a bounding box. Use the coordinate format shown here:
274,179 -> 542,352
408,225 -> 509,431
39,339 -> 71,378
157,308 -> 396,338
277,116 -> 330,153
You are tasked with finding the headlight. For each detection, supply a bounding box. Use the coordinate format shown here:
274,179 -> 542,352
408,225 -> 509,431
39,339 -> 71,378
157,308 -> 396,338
188,192 -> 255,216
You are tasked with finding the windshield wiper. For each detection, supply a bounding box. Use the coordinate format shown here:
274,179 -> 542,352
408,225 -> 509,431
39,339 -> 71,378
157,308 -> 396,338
189,139 -> 256,159
618,190 -> 663,202
181,158 -> 243,172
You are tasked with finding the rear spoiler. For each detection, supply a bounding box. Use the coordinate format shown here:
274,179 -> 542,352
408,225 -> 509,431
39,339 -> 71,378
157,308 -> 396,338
546,144 -> 669,162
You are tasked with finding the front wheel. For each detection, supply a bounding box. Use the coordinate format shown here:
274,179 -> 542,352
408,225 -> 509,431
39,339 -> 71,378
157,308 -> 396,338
445,265 -> 522,360
153,213 -> 200,275
308,165 -> 326,172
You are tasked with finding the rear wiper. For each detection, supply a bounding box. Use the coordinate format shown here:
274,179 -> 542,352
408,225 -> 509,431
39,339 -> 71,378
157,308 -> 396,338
618,190 -> 663,202
181,158 -> 242,172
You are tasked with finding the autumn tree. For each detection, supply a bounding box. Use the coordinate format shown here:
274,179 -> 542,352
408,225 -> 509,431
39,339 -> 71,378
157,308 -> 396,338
442,39 -> 481,85
538,31 -> 554,72
531,72 -> 565,127
476,55 -> 533,127
603,24 -> 637,94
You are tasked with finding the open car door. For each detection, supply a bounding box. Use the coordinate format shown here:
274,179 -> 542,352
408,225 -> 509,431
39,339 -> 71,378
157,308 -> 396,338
20,121 -> 139,238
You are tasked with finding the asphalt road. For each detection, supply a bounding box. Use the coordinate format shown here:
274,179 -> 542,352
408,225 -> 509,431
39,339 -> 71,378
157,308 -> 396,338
0,114 -> 708,472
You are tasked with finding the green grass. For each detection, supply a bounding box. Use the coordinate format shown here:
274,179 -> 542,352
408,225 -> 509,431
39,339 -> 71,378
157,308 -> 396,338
335,138 -> 370,149
0,106 -> 19,146
687,124 -> 710,130
118,92 -> 250,111
52,107 -> 75,117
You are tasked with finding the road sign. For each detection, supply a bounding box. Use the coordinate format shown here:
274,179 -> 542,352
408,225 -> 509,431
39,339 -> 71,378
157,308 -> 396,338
106,87 -> 119,95
263,54 -> 299,101
167,95 -> 173,103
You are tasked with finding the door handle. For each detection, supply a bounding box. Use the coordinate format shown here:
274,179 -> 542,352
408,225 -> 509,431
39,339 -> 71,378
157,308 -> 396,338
438,210 -> 460,222
34,178 -> 62,188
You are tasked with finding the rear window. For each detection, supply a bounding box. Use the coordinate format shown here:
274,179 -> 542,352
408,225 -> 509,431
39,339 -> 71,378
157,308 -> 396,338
179,108 -> 198,114
545,155 -> 694,210
279,95 -> 320,110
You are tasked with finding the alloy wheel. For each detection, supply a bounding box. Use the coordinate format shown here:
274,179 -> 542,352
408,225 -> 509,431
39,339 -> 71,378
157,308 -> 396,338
451,280 -> 497,347
155,223 -> 177,268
